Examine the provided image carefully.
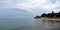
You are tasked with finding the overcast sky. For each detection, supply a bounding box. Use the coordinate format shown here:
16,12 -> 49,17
0,0 -> 60,18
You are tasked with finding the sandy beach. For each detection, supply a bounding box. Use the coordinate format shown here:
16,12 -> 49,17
37,17 -> 60,21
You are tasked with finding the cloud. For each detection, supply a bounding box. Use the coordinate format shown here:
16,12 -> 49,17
0,0 -> 27,8
0,0 -> 60,18
17,0 -> 60,13
0,0 -> 60,13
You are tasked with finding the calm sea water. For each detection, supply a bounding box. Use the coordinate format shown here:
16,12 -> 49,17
0,18 -> 60,30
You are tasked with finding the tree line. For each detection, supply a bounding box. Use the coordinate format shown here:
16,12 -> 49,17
34,11 -> 60,18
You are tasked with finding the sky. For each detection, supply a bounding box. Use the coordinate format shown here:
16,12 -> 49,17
0,0 -> 60,18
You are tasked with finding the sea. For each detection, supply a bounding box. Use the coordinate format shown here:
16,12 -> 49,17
0,18 -> 60,30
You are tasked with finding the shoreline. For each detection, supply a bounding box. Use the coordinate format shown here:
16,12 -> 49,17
35,18 -> 60,21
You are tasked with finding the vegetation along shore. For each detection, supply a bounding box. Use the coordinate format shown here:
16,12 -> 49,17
34,11 -> 60,21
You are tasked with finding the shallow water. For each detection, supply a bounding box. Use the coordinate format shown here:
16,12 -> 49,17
0,18 -> 60,30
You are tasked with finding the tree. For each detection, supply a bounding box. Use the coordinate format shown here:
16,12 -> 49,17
56,12 -> 60,17
35,11 -> 60,18
41,13 -> 46,17
34,15 -> 41,18
52,11 -> 54,14
47,13 -> 51,17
